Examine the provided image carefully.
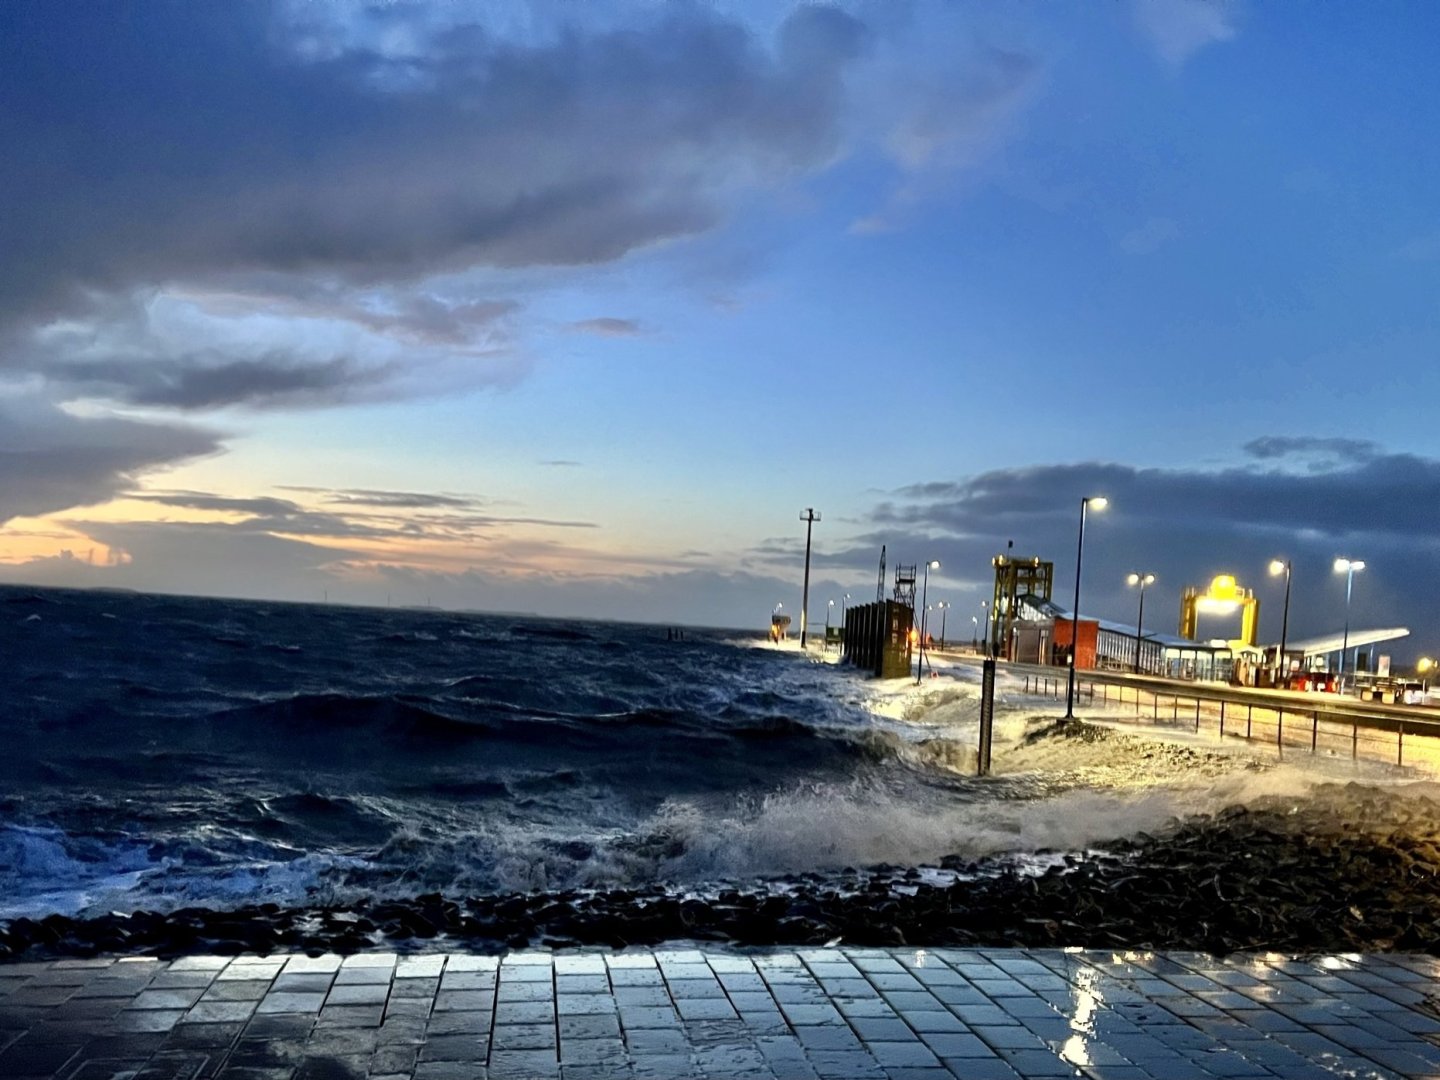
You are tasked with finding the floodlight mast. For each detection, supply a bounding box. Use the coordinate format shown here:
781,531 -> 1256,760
1269,559 -> 1292,684
1333,557 -> 1365,691
915,560 -> 940,684
1126,572 -> 1155,674
1064,496 -> 1107,718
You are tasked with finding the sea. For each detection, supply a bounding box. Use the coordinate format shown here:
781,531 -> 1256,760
0,585 -> 1403,923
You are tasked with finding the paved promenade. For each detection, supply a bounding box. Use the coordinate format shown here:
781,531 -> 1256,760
3,947 -> 1440,1080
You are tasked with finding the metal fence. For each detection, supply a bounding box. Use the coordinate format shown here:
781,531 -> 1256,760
1018,672 -> 1439,771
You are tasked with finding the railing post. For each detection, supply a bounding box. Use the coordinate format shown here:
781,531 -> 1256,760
977,659 -> 996,776
1246,704 -> 1252,739
1352,721 -> 1358,760
1153,694 -> 1158,720
1311,712 -> 1318,754
1220,701 -> 1226,738
1399,722 -> 1404,767
1277,710 -> 1284,750
1194,698 -> 1201,733
1172,697 -> 1178,722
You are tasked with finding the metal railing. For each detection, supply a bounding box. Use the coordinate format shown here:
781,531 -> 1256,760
1018,671 -> 1440,771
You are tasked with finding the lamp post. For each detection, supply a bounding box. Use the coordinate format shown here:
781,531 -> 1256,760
979,600 -> 990,658
1333,557 -> 1365,692
1064,496 -> 1108,718
936,601 -> 950,649
971,615 -> 979,651
798,509 -> 821,647
916,559 -> 940,684
1126,572 -> 1155,674
825,599 -> 834,645
1269,559 -> 1292,686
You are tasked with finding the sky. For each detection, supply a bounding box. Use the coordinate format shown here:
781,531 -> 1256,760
2,0 -> 1439,653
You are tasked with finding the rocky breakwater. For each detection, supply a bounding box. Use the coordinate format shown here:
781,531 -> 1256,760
6,727 -> 1440,960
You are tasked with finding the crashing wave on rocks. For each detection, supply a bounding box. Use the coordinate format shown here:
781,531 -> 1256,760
9,780 -> 1440,960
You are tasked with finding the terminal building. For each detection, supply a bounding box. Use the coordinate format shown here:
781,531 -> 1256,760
1008,594 -> 1237,681
989,554 -> 1409,687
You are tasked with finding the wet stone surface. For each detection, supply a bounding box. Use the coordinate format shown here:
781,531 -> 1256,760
3,948 -> 1440,1078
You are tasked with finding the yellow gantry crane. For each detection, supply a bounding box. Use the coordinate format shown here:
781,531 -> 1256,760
1179,574 -> 1260,646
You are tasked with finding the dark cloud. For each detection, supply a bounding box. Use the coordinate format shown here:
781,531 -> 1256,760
0,2 -> 881,421
568,318 -> 642,337
859,444 -> 1440,657
279,485 -> 596,527
188,279 -> 520,348
1242,435 -> 1380,464
321,489 -> 478,510
112,485 -> 598,545
747,537 -> 804,560
130,492 -> 306,517
54,353 -> 385,411
0,399 -> 220,525
878,452 -> 1440,541
0,2 -> 867,323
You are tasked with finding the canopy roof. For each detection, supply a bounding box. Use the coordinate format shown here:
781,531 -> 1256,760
1015,595 -> 1409,658
1283,627 -> 1410,656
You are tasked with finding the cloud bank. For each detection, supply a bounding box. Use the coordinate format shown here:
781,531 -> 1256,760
844,438 -> 1436,655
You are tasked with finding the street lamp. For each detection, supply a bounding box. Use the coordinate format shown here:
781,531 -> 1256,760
935,601 -> 950,649
1269,559 -> 1293,685
1333,557 -> 1365,692
1126,572 -> 1155,674
971,615 -> 979,650
979,600 -> 990,658
1064,496 -> 1108,718
825,598 -> 834,643
916,559 -> 940,684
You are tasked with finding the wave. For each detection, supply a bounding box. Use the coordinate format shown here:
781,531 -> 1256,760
510,624 -> 593,642
208,692 -> 492,742
4,593 -> 59,606
17,682 -> 994,798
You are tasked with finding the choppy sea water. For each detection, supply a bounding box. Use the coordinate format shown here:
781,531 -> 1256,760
0,585 -> 1412,921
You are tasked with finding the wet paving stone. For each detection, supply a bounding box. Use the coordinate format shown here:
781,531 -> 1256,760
0,949 -> 1438,1076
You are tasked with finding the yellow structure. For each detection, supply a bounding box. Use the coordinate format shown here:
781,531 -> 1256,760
1179,574 -> 1260,646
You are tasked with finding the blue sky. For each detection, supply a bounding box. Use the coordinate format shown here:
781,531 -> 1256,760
2,0 -> 1439,651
